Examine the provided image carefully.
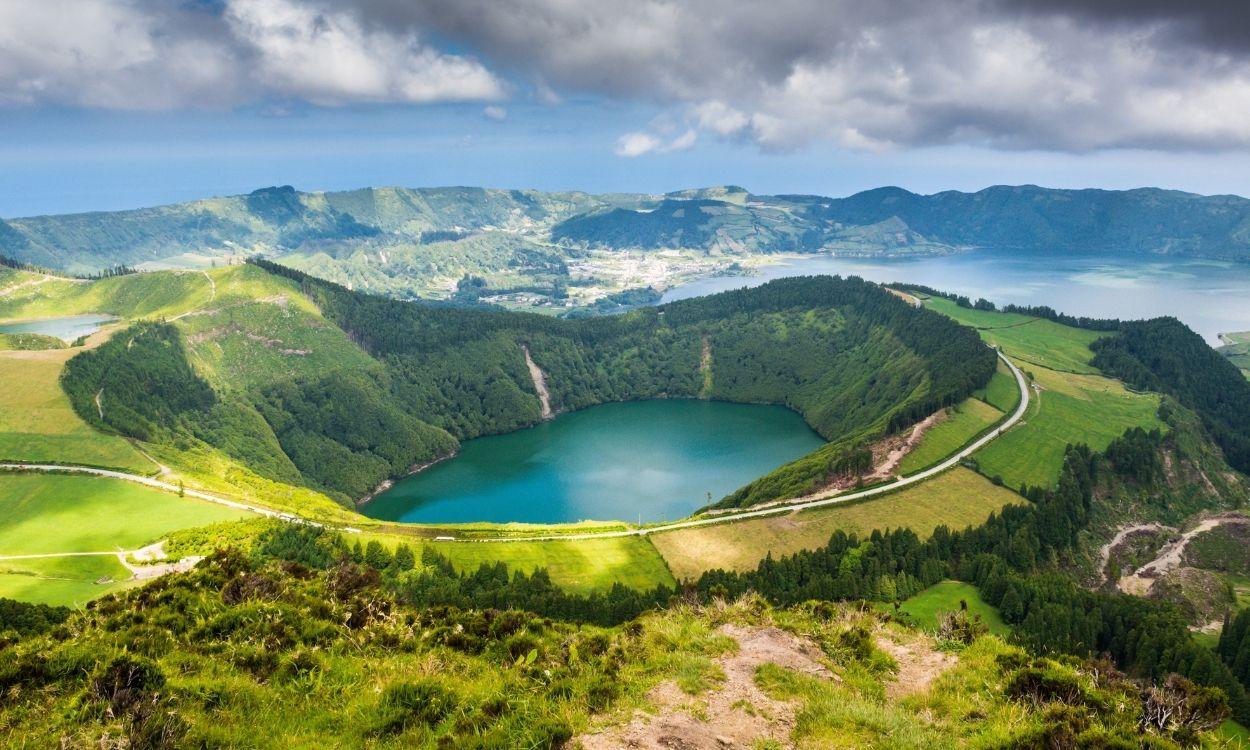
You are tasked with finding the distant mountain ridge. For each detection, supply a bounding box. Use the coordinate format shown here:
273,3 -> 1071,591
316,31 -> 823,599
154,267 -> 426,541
3,183 -> 1248,277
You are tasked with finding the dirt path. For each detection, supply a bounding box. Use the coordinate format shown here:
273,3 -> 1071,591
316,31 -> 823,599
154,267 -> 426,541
169,270 -> 217,321
874,631 -> 956,699
521,343 -> 553,419
1096,522 -> 1174,585
699,336 -> 713,398
0,274 -> 53,299
1117,514 -> 1250,596
0,543 -> 205,583
578,624 -> 833,749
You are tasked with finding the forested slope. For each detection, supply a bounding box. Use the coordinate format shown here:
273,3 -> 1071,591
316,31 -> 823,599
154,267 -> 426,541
61,264 -> 995,510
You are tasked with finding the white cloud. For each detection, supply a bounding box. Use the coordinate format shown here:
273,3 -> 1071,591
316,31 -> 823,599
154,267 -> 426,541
614,131 -> 662,157
483,105 -> 507,120
614,128 -> 697,157
224,0 -> 504,105
0,0 -> 504,109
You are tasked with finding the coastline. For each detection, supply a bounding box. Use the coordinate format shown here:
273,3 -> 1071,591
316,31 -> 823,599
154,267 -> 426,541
356,450 -> 458,507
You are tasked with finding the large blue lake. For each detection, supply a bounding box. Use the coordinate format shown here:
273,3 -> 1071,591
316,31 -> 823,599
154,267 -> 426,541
363,399 -> 824,525
664,251 -> 1250,346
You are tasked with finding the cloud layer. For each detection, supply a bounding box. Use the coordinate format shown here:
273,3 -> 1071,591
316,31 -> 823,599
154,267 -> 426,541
3,0 -> 1250,153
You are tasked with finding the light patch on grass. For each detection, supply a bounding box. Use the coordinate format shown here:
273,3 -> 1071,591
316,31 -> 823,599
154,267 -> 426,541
651,468 -> 1023,580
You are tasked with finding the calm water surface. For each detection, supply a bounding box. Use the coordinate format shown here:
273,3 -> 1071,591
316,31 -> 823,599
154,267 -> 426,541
0,314 -> 116,341
364,399 -> 824,525
663,252 -> 1250,346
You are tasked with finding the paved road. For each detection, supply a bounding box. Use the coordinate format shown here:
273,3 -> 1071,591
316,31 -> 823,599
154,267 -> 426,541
0,348 -> 1025,545
465,347 -> 1030,542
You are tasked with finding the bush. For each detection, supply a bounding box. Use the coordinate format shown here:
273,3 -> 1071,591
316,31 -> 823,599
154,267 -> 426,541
90,655 -> 167,716
373,678 -> 461,734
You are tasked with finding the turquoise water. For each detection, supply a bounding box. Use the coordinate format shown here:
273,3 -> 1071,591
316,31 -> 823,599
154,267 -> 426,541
363,399 -> 824,525
0,314 -> 116,341
663,252 -> 1250,346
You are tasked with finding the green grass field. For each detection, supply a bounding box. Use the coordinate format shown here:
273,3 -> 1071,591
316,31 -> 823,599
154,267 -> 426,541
650,467 -> 1024,580
975,361 -> 1022,413
921,297 -> 1035,329
894,580 -> 1009,635
0,269 -> 213,321
1214,720 -> 1250,749
0,554 -> 140,607
0,351 -> 156,472
0,473 -> 248,555
900,398 -> 1003,475
425,536 -> 676,595
924,297 -> 1106,373
975,362 -> 1163,490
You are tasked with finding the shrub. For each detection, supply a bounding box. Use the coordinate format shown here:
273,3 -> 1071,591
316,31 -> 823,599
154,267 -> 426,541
373,678 -> 461,734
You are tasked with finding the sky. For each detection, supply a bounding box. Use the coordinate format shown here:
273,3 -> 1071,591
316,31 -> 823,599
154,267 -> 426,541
3,0 -> 1250,216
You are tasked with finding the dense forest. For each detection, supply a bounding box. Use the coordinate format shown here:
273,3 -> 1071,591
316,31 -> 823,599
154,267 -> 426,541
64,262 -> 994,507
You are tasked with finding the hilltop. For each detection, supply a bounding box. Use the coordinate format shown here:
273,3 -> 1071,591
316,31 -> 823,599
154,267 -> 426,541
3,185 -> 1249,306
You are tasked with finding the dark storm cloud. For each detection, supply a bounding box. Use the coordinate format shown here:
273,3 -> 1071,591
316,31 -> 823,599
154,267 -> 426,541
1000,0 -> 1250,52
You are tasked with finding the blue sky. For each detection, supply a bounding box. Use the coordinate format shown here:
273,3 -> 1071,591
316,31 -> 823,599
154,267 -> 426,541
3,0 -> 1250,216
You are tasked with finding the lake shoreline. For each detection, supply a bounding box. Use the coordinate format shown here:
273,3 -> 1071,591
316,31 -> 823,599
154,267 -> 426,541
356,450 -> 459,507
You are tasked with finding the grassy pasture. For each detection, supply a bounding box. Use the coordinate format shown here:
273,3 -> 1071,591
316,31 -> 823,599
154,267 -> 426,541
0,554 -> 139,607
975,362 -> 1162,490
0,351 -> 155,472
899,397 -> 1003,475
923,297 -> 1106,374
650,467 -> 1023,581
0,473 -> 247,556
894,580 -> 1009,635
426,536 -> 676,595
975,361 -> 1022,413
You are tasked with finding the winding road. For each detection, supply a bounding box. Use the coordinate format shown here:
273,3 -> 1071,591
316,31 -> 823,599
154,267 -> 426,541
0,348 -> 1027,545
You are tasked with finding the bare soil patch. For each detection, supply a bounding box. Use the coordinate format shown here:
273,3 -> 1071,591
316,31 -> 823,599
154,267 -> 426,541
578,624 -> 832,750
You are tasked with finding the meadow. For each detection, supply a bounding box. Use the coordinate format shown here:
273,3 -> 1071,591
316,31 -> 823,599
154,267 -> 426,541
0,473 -> 247,556
893,580 -> 1009,635
924,297 -> 1106,373
0,555 -> 137,607
0,350 -> 155,473
898,397 -> 1003,475
650,467 -> 1023,581
925,298 -> 1163,490
974,363 -> 1163,490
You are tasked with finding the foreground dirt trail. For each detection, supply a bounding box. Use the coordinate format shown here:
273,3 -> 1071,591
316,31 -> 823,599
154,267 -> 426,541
578,624 -> 833,750
874,631 -> 957,699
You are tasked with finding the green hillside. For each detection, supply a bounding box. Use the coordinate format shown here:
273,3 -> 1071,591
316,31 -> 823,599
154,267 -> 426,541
54,266 -> 994,508
6,184 -> 1250,301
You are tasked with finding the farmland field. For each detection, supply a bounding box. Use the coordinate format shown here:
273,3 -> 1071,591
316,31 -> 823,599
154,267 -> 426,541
0,351 -> 155,473
974,362 -> 1162,490
0,555 -> 138,607
0,473 -> 248,556
899,397 -> 1003,475
650,467 -> 1023,581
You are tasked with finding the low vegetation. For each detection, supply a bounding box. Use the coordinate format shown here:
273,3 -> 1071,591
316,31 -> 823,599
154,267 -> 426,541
650,467 -> 1022,580
898,397 -> 1003,475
